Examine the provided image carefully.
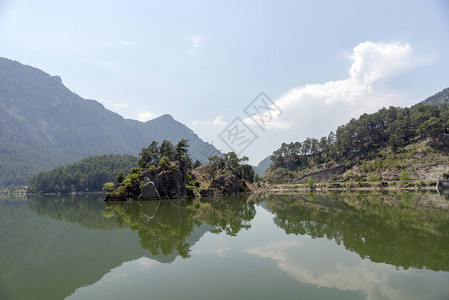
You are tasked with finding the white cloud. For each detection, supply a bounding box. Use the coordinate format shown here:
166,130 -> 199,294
123,41 -> 132,46
189,35 -> 204,54
243,41 -> 430,132
191,115 -> 226,126
212,116 -> 226,126
113,103 -> 128,110
138,110 -> 157,122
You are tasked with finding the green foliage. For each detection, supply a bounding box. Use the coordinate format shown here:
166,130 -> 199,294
192,160 -> 202,169
160,140 -> 175,159
328,182 -> 342,188
399,170 -> 411,181
366,173 -> 379,182
116,170 -> 125,183
207,156 -> 221,182
175,139 -> 189,158
105,139 -> 192,199
102,182 -> 115,192
418,117 -> 444,138
129,167 -> 141,175
271,102 -> 449,174
206,152 -> 255,184
138,141 -> 160,168
307,176 -> 314,188
158,156 -> 171,170
241,164 -> 255,183
27,154 -> 138,194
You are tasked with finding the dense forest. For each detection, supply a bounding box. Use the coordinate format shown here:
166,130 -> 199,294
27,154 -> 138,194
271,102 -> 449,172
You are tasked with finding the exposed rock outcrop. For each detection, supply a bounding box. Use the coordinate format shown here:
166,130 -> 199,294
146,166 -> 188,199
104,160 -> 189,201
139,178 -> 160,199
198,166 -> 253,197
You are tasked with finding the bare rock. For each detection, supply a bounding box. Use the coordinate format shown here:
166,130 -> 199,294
139,177 -> 160,199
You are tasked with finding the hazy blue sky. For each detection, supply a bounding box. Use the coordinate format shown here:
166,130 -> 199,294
1,0 -> 448,163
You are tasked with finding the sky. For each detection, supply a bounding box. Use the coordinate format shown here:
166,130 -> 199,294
0,0 -> 448,164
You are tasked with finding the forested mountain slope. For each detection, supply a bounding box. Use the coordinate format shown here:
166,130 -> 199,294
265,87 -> 449,183
0,58 -> 218,187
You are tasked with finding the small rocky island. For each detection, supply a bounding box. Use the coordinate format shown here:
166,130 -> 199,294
104,140 -> 254,201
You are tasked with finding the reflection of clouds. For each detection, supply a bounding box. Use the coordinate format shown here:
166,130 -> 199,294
216,248 -> 229,258
246,239 -> 409,300
137,257 -> 155,269
193,248 -> 230,258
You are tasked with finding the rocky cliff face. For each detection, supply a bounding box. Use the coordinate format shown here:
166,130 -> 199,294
145,163 -> 188,199
105,161 -> 190,201
194,166 -> 253,197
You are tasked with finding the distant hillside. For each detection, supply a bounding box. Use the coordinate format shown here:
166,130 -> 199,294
27,154 -> 138,194
265,87 -> 449,183
253,156 -> 272,176
421,87 -> 449,105
0,57 -> 219,187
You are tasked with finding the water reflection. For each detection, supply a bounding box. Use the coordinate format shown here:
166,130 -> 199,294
259,192 -> 449,271
104,196 -> 256,258
1,192 -> 449,300
0,195 -> 147,300
27,194 -> 118,229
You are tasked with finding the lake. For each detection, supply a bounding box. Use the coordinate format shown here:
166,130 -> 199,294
1,192 -> 448,300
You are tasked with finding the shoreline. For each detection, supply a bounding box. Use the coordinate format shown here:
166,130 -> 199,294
254,180 -> 446,193
9,181 -> 447,196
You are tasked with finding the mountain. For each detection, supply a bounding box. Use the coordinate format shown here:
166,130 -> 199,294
253,156 -> 272,176
421,87 -> 449,105
265,87 -> 449,183
0,57 -> 218,187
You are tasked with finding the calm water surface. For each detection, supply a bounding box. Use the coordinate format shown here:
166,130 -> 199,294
1,192 -> 448,300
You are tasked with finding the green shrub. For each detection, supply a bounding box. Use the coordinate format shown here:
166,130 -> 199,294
366,173 -> 378,182
102,182 -> 115,192
399,170 -> 411,181
346,181 -> 357,189
307,176 -> 314,188
123,178 -> 132,189
129,173 -> 139,182
328,182 -> 342,188
159,156 -> 170,168
129,167 -> 141,175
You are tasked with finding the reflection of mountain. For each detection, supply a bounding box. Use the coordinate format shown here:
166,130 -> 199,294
3,194 -> 255,300
261,192 -> 449,271
0,196 -> 148,300
27,194 -> 119,229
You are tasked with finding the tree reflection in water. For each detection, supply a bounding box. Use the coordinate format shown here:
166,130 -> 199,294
260,192 -> 449,272
104,196 -> 256,258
